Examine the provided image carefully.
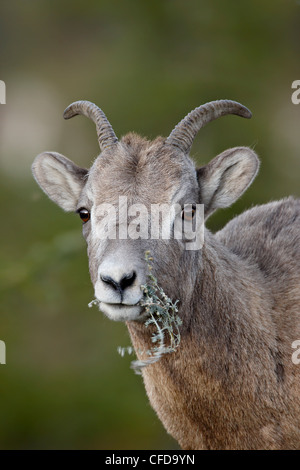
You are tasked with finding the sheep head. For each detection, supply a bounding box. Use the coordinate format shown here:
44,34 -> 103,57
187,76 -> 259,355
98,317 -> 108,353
32,100 -> 259,321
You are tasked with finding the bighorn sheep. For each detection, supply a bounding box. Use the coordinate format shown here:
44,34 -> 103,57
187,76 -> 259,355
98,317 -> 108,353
32,99 -> 300,450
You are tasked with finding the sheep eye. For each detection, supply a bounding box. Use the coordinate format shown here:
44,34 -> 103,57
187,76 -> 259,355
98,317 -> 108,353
181,204 -> 196,221
78,208 -> 90,223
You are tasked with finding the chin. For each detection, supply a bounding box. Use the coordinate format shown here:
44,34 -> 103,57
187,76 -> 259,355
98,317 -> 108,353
99,302 -> 146,322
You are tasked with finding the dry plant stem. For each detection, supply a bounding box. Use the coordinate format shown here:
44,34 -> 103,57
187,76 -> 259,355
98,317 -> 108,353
129,251 -> 181,374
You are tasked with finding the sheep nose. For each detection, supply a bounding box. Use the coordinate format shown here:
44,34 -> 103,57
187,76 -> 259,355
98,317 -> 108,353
100,271 -> 137,293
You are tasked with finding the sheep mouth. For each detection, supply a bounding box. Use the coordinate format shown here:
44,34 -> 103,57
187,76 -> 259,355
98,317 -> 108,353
94,300 -> 145,322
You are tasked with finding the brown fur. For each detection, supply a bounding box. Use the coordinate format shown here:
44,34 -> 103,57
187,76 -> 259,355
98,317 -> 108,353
128,197 -> 300,449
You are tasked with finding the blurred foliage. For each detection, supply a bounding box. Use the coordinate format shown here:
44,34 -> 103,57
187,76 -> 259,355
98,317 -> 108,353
0,0 -> 299,450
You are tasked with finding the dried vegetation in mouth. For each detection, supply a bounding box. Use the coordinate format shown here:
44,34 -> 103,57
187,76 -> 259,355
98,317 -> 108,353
119,251 -> 182,374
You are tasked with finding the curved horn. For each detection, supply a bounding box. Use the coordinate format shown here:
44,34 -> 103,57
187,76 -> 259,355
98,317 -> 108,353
63,100 -> 118,151
166,100 -> 252,154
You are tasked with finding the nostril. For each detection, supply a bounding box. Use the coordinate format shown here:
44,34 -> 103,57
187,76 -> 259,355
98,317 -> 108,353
100,274 -> 119,291
120,271 -> 137,291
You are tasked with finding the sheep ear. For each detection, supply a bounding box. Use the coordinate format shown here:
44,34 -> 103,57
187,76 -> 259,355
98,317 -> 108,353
197,147 -> 259,219
32,152 -> 88,211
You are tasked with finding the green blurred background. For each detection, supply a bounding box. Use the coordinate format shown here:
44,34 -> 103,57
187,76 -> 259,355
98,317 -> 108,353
0,0 -> 299,450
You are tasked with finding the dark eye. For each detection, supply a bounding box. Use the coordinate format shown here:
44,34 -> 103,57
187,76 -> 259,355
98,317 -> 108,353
77,208 -> 90,223
181,204 -> 196,221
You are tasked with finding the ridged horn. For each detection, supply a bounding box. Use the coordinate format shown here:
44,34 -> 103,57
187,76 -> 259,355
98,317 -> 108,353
63,100 -> 118,151
166,100 -> 252,153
